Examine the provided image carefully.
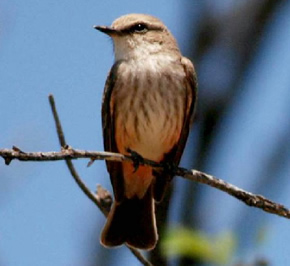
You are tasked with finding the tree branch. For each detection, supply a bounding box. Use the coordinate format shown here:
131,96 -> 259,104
1,147 -> 289,219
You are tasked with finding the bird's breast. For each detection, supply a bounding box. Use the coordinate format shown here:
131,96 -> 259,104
112,59 -> 186,162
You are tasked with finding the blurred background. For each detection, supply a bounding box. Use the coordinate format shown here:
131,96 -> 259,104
0,0 -> 289,265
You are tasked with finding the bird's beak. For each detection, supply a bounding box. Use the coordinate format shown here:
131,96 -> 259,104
93,25 -> 118,36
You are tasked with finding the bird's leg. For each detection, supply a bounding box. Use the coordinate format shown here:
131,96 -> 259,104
126,148 -> 145,173
161,161 -> 178,178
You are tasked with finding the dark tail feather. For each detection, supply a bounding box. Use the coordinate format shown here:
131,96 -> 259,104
100,187 -> 158,250
153,170 -> 171,202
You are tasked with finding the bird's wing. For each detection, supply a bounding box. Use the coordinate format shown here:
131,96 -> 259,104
102,60 -> 125,202
173,56 -> 198,163
153,56 -> 198,201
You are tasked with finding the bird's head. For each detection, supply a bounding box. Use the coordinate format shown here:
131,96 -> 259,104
94,14 -> 180,61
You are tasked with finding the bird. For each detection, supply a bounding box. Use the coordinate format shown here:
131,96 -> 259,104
94,13 -> 197,250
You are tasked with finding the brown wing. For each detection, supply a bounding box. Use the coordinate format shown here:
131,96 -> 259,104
153,56 -> 198,201
102,60 -> 125,202
172,57 -> 198,163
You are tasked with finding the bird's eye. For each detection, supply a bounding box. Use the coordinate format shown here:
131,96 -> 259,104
131,23 -> 148,33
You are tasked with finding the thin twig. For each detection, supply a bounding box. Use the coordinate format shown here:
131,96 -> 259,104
49,95 -> 67,147
48,95 -> 152,266
176,168 -> 290,218
0,148 -> 131,164
1,147 -> 290,220
48,95 -> 107,211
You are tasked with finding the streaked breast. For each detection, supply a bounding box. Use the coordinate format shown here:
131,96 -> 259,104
112,58 -> 186,162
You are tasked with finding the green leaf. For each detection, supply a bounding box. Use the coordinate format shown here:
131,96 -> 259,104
161,226 -> 236,265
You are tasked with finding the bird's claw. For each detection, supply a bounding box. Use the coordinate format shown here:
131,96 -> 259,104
162,161 -> 178,176
126,148 -> 144,173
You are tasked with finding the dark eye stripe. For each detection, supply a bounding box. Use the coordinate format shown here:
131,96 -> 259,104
119,23 -> 164,35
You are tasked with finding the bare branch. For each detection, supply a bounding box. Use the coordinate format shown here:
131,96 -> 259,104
0,147 -> 289,219
0,147 -> 130,164
176,168 -> 290,218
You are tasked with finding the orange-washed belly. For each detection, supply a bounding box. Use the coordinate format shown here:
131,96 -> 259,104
112,70 -> 185,199
122,162 -> 153,199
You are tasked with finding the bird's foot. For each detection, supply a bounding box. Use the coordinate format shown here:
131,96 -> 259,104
161,161 -> 178,176
126,148 -> 145,173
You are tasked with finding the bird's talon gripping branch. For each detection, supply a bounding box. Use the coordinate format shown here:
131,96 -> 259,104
126,148 -> 145,173
162,161 -> 178,176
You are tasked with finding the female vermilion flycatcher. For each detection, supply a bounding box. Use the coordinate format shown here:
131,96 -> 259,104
94,13 -> 197,250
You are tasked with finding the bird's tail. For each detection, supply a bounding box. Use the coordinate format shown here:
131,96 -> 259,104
100,186 -> 157,250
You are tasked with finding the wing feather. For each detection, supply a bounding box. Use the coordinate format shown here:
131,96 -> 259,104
102,60 -> 125,202
153,56 -> 198,201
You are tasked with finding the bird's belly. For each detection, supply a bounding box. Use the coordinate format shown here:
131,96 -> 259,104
115,92 -> 182,162
111,63 -> 186,199
115,98 -> 182,199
